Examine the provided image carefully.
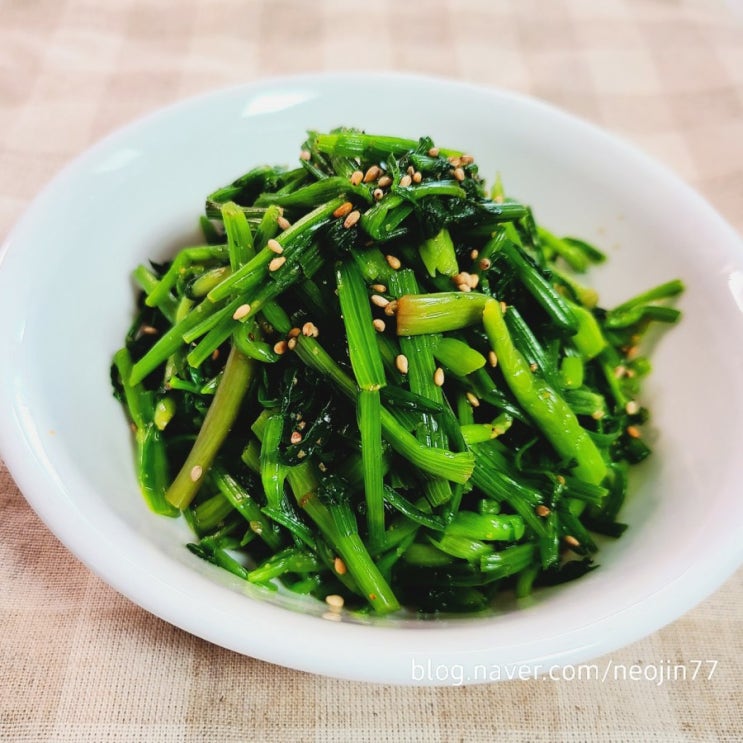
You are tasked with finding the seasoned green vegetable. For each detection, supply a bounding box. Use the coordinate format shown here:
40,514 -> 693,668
112,129 -> 683,616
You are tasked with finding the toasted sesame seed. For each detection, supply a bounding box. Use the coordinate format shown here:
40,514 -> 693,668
385,254 -> 402,270
433,367 -> 445,387
267,238 -> 283,254
428,146 -> 440,157
287,337 -> 297,351
412,171 -> 423,184
277,215 -> 291,230
273,340 -> 288,355
232,303 -> 252,320
396,354 -> 409,374
343,210 -> 361,229
370,294 -> 390,308
488,350 -> 498,368
333,557 -> 347,575
190,465 -> 203,482
372,318 -> 386,332
383,299 -> 398,316
614,365 -> 627,379
460,154 -> 475,165
448,155 -> 461,166
290,431 -> 303,444
211,349 -> 220,361
325,594 -> 345,609
140,324 -> 158,335
363,165 -> 382,183
288,327 -> 301,338
350,170 -> 363,186
478,257 -> 492,271
371,283 -> 387,293
469,273 -> 480,289
470,249 -> 479,260
378,175 -> 392,188
456,282 -> 471,293
626,425 -> 641,438
556,474 -> 566,486
302,321 -> 319,337
625,400 -> 640,415
453,166 -> 466,181
299,149 -> 311,161
453,271 -> 470,286
268,256 -> 286,272
564,535 -> 580,549
626,346 -> 640,360
499,301 -> 507,314
592,410 -> 605,420
373,188 -> 384,201
535,504 -> 551,517
333,201 -> 354,219
466,391 -> 480,407
399,174 -> 412,188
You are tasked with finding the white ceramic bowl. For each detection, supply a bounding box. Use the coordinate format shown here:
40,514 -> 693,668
1,73 -> 742,685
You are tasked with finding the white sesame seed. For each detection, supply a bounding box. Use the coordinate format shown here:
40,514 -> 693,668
343,210 -> 361,229
399,174 -> 412,188
277,215 -> 291,230
287,337 -> 297,351
470,249 -> 479,260
302,322 -> 319,338
460,154 -> 475,165
372,318 -> 386,332
433,367 -> 445,387
488,351 -> 498,367
370,294 -> 389,308
453,167 -> 465,181
363,165 -> 382,183
466,391 -> 480,408
268,256 -> 286,272
385,254 -> 401,270
333,201 -> 354,219
479,257 -> 492,271
396,354 -> 409,374
322,610 -> 342,622
383,299 -> 398,316
373,188 -> 384,201
350,170 -> 363,186
325,594 -> 345,609
428,146 -> 440,157
232,303 -> 252,320
625,400 -> 640,415
267,238 -> 283,254
378,175 -> 392,188
371,283 -> 387,293
190,465 -> 203,482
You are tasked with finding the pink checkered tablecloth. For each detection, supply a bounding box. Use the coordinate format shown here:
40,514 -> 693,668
1,1 -> 741,740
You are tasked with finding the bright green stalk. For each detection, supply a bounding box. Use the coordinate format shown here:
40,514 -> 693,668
482,300 -> 607,486
358,389 -> 385,549
165,347 -> 255,509
395,292 -> 490,335
336,261 -> 386,390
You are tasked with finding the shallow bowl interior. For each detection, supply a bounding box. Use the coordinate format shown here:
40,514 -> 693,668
1,73 -> 742,685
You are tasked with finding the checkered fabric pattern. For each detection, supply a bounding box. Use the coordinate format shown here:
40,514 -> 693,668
1,1 -> 741,740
